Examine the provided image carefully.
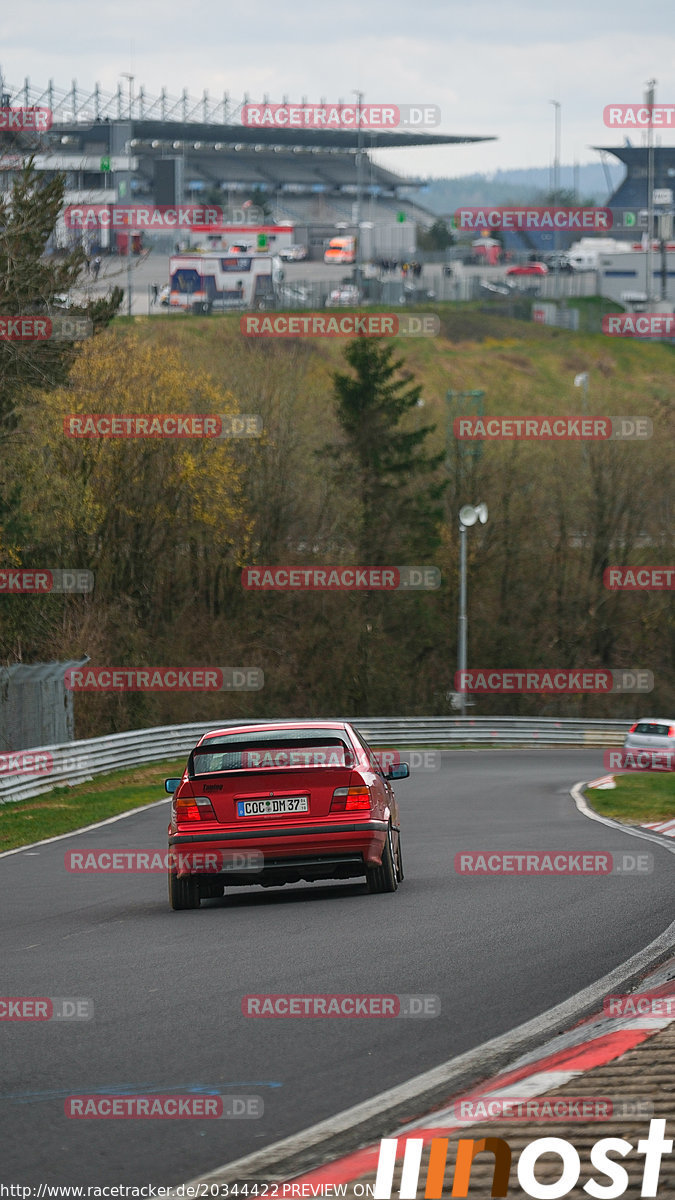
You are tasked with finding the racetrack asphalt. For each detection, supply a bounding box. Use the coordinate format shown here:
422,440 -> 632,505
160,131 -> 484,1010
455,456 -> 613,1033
1,748 -> 672,1186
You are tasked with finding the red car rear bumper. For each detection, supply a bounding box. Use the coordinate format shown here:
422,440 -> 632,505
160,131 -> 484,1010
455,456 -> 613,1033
167,819 -> 390,882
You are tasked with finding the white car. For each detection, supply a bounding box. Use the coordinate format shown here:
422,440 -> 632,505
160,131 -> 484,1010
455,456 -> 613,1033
278,244 -> 308,262
623,719 -> 675,751
326,285 -> 361,307
277,283 -> 313,307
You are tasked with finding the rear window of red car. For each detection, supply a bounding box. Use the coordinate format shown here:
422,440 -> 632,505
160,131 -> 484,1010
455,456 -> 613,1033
190,731 -> 356,775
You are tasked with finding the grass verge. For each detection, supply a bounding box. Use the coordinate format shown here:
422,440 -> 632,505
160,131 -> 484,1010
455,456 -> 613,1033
0,760 -> 185,853
585,773 -> 675,825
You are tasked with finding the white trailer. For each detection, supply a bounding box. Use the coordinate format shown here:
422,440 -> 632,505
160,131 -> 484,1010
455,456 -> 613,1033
184,224 -> 296,255
168,252 -> 280,312
567,238 -> 633,270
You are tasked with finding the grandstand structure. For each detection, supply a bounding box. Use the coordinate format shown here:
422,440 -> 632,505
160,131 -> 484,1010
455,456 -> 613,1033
488,145 -> 675,260
0,77 -> 495,248
597,144 -> 675,217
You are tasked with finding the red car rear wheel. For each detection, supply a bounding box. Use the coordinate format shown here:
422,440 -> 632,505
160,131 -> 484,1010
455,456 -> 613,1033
168,869 -> 200,910
365,823 -> 398,894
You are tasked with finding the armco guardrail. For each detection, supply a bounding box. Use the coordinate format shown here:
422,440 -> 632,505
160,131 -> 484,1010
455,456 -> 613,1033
0,717 -> 628,807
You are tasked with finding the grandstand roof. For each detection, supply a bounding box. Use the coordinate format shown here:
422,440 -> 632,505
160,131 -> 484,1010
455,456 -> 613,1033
50,117 -> 493,152
593,145 -> 675,164
3,77 -> 494,149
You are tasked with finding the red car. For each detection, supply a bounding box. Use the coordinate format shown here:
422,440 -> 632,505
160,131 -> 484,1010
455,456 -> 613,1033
506,262 -> 548,276
165,721 -> 408,909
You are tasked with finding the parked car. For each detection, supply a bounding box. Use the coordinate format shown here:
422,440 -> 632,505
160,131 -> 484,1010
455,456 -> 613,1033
479,279 -> 515,297
326,284 -> 361,307
623,719 -> 675,751
278,244 -> 308,262
165,721 -> 408,908
506,262 -> 548,276
277,283 -> 314,307
544,252 -> 574,273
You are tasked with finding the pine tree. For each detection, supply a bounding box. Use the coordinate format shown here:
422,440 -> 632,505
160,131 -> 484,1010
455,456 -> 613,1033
327,338 -> 447,562
0,160 -> 122,432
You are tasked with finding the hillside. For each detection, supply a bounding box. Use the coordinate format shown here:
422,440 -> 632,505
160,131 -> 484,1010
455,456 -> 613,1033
2,305 -> 672,733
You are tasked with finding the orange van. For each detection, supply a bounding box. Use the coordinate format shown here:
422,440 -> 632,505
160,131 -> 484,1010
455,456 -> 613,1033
324,236 -> 356,264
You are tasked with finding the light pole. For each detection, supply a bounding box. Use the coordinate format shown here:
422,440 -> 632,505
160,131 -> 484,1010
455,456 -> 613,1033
645,79 -> 656,304
550,100 -> 561,298
353,89 -> 364,296
658,199 -> 672,301
550,100 -> 561,202
121,72 -> 134,317
457,502 -> 488,717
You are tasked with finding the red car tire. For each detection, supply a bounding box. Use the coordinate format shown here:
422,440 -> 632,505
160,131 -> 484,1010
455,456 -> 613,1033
365,823 -> 398,894
168,869 -> 200,910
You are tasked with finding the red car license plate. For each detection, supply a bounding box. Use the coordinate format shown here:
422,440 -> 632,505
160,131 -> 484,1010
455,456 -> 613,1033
237,797 -> 309,817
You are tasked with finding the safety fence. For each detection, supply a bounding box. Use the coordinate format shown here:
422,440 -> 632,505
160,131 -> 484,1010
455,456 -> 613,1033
0,717 -> 628,806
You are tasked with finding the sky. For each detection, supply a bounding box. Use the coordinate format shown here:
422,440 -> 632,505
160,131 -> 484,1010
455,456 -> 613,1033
1,0 -> 674,181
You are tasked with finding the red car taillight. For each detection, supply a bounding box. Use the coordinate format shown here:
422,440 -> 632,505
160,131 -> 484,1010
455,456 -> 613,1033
628,723 -> 638,733
173,795 -> 216,822
330,786 -> 372,812
668,726 -> 675,738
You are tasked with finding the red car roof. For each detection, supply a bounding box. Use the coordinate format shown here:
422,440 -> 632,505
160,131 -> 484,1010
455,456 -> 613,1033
199,720 -> 352,742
